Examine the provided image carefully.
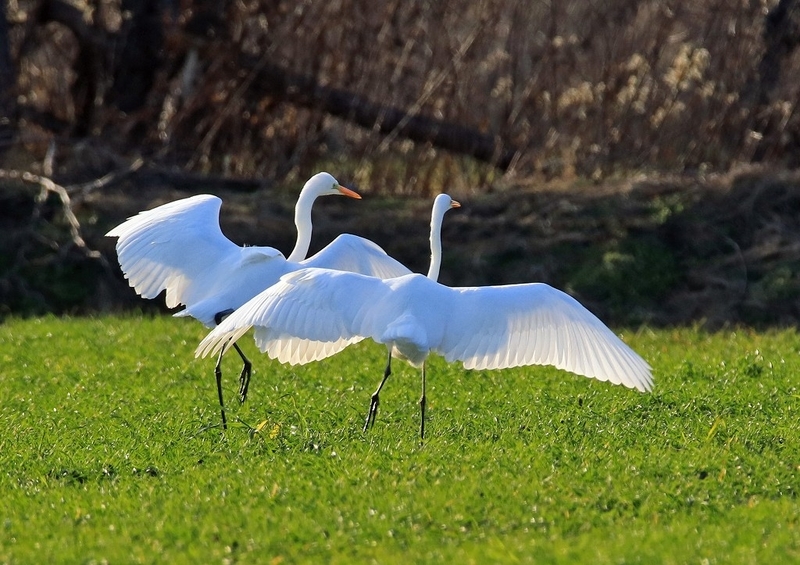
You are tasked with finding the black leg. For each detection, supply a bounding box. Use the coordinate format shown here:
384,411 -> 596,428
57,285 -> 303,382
211,307 -> 255,426
212,309 -> 236,429
364,350 -> 392,432
215,347 -> 228,430
232,342 -> 252,404
419,362 -> 427,440
213,309 -> 234,326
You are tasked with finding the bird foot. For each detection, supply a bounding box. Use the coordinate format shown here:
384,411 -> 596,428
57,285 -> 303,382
363,393 -> 380,432
238,362 -> 252,404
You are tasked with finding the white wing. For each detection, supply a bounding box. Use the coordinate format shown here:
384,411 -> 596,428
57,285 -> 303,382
436,283 -> 652,391
303,234 -> 411,279
106,195 -> 282,309
197,269 -> 652,392
196,269 -> 393,364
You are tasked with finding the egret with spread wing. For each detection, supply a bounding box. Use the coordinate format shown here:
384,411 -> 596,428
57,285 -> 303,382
197,194 -> 653,438
107,172 -> 411,428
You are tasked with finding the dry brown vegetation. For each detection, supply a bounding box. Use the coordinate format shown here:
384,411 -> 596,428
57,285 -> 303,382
2,0 -> 800,324
6,0 -> 800,187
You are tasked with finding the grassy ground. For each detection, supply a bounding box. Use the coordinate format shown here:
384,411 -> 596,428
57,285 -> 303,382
1,316 -> 799,563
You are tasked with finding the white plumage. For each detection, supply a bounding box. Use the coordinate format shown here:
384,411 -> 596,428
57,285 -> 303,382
106,173 -> 410,327
197,270 -> 652,390
197,194 -> 652,438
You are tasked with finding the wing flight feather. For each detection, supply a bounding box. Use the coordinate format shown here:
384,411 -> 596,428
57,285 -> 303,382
196,269 -> 393,362
303,234 -> 411,279
107,195 -> 281,308
437,283 -> 652,391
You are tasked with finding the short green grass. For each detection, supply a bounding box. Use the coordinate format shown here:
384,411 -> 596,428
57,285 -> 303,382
1,316 -> 799,563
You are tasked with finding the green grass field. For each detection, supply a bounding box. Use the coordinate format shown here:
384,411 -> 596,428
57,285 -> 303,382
1,316 -> 799,563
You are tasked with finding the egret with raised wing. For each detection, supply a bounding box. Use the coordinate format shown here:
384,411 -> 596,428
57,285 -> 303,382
107,172 -> 411,428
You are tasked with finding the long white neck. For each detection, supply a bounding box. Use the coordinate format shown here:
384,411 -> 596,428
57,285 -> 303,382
287,189 -> 315,262
427,207 -> 446,281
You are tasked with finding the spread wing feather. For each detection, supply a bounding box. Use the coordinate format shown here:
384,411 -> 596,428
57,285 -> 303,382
436,283 -> 652,391
303,234 -> 411,278
196,269 -> 395,364
106,195 -> 282,309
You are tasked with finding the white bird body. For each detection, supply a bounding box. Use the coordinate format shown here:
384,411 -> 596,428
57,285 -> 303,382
173,232 -> 410,326
196,193 -> 652,437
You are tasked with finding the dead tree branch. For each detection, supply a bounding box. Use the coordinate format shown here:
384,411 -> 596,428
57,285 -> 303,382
0,168 -> 103,261
242,56 -> 518,170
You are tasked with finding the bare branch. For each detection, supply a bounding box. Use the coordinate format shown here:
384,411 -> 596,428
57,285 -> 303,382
0,168 -> 102,261
242,56 -> 518,170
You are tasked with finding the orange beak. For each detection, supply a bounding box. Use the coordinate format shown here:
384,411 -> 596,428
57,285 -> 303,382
337,185 -> 361,199
450,199 -> 461,208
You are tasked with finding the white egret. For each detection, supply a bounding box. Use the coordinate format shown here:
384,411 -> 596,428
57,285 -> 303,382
197,194 -> 653,438
107,172 -> 411,428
